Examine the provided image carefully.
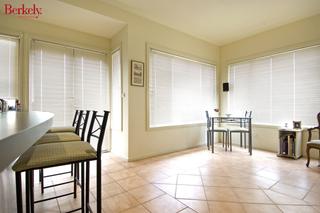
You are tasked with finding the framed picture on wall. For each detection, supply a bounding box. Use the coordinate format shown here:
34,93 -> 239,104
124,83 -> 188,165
131,60 -> 144,87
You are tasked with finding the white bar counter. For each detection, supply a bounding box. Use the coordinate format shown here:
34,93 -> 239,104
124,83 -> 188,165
0,111 -> 54,171
0,111 -> 53,212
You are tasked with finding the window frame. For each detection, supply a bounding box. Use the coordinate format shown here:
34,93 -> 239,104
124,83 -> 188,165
111,47 -> 123,131
146,44 -> 218,130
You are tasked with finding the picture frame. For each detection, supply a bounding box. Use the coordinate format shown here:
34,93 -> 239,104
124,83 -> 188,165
293,121 -> 301,129
131,60 -> 144,87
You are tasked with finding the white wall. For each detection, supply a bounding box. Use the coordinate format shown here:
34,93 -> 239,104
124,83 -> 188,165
62,0 -> 220,160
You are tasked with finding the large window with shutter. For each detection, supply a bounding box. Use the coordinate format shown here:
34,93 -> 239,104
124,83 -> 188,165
148,49 -> 216,128
228,45 -> 320,126
30,40 -> 109,126
0,35 -> 19,98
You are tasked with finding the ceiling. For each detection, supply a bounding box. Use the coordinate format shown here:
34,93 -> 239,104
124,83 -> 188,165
1,0 -> 319,45
100,0 -> 320,45
0,0 -> 126,39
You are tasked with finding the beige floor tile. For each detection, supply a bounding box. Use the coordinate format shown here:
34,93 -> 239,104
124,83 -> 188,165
233,188 -> 272,204
90,174 -> 115,189
242,204 -> 282,213
30,147 -> 320,213
202,176 -> 230,187
179,199 -> 210,213
250,175 -> 277,189
279,177 -> 316,190
278,205 -> 319,213
304,191 -> 320,205
176,185 -> 206,200
91,182 -> 124,199
143,194 -> 186,213
102,192 -> 139,213
138,170 -> 169,183
312,205 -> 320,212
117,175 -> 148,191
271,182 -> 309,199
227,177 -> 259,188
204,187 -> 238,202
311,182 -> 320,193
128,184 -> 164,203
153,175 -> 178,184
108,170 -> 137,181
57,192 -> 81,212
121,205 -> 150,213
103,163 -> 125,173
178,175 -> 203,185
154,183 -> 176,197
179,208 -> 197,213
34,199 -> 60,213
208,201 -> 245,213
264,190 -> 307,205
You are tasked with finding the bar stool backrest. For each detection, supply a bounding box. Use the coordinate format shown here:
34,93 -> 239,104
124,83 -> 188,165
75,110 -> 91,140
205,111 -> 211,129
72,110 -> 79,127
86,111 -> 110,157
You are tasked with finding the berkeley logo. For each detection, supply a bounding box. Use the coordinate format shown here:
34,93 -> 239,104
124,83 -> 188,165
4,3 -> 42,19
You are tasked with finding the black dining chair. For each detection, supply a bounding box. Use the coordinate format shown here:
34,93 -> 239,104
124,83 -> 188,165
229,111 -> 252,151
205,111 -> 229,153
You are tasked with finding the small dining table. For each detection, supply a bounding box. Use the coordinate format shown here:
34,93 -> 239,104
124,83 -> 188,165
210,116 -> 253,155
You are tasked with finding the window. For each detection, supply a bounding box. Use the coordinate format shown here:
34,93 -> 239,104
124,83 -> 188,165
0,35 -> 19,98
149,49 -> 216,128
228,45 -> 320,126
111,49 -> 122,130
30,40 -> 109,126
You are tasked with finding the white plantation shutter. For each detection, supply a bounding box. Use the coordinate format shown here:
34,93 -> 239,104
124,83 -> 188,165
74,50 -> 108,111
30,40 -> 109,126
295,46 -> 320,125
30,42 -> 73,126
228,45 -> 320,126
271,53 -> 294,125
149,49 -> 216,127
0,36 -> 19,98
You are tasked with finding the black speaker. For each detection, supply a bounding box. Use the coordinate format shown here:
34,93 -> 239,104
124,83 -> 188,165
223,83 -> 229,92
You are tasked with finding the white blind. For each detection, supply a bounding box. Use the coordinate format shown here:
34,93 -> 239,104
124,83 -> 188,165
229,45 -> 320,126
111,49 -> 122,130
74,50 -> 108,111
149,49 -> 216,127
30,41 -> 109,126
0,36 -> 19,98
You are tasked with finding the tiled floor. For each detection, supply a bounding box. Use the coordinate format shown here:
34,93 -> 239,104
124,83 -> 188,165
31,145 -> 320,212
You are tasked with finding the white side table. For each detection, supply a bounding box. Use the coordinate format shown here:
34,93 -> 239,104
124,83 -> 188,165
277,128 -> 303,159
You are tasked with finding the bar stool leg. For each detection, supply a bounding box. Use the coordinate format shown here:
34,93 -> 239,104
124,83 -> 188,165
30,170 -> 34,213
40,169 -> 44,194
81,162 -> 85,213
15,172 -> 23,213
74,163 -> 78,198
71,164 -> 74,176
26,171 -> 30,213
85,161 -> 90,213
97,158 -> 102,213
